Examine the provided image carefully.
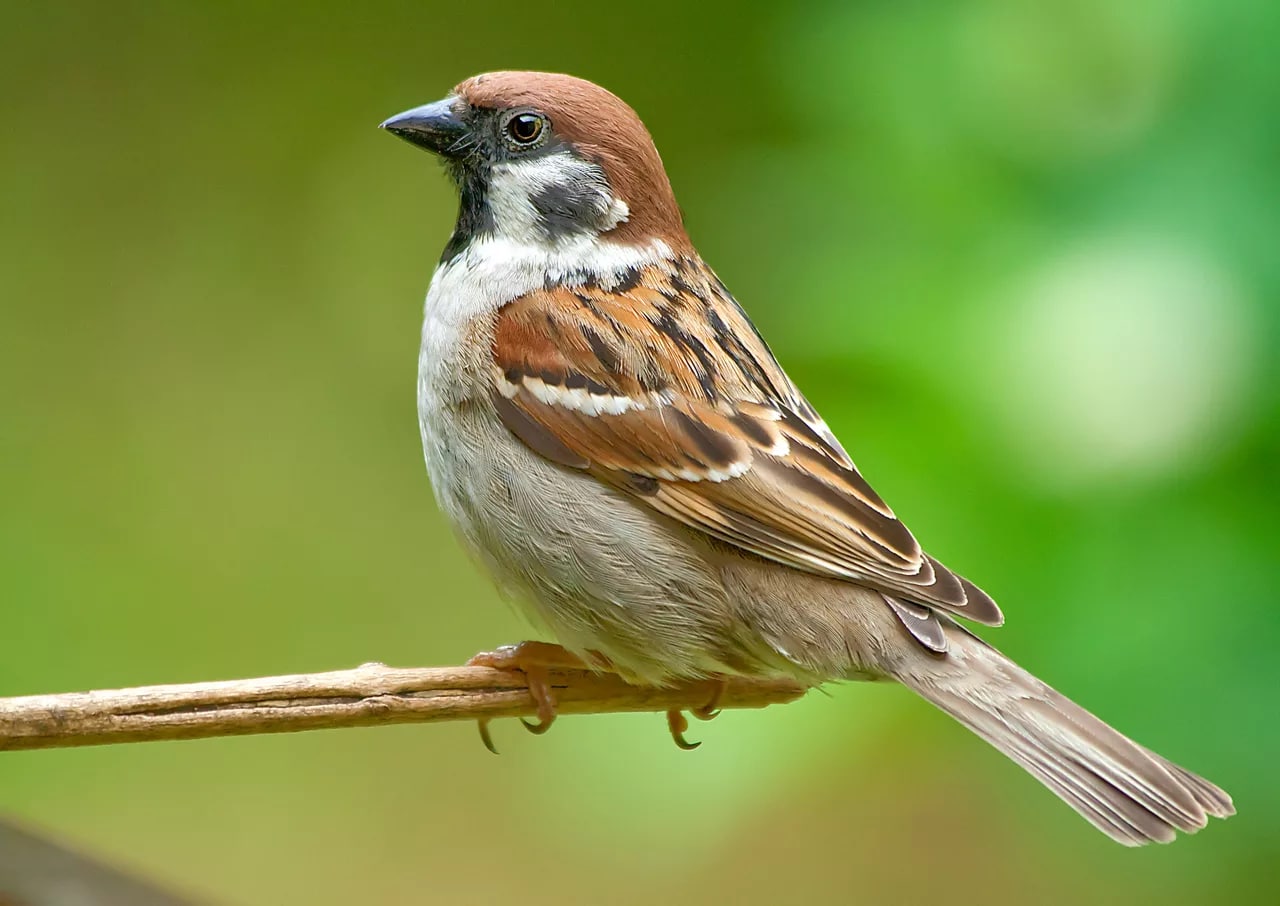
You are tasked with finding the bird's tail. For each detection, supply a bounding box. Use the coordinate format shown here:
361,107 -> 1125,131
890,620 -> 1234,845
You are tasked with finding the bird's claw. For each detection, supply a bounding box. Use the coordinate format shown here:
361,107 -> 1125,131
520,716 -> 554,735
478,719 -> 500,755
666,709 -> 702,750
692,677 -> 728,721
665,677 -> 729,749
468,647 -> 729,752
466,641 -> 587,752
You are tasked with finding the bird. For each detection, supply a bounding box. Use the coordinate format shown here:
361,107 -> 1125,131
379,71 -> 1234,845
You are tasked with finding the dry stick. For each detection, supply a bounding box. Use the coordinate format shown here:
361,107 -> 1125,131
0,663 -> 807,752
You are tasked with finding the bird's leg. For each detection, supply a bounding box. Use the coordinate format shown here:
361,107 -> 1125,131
665,676 -> 729,750
466,641 -> 610,753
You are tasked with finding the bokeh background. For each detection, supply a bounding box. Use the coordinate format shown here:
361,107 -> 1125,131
3,1 -> 1278,903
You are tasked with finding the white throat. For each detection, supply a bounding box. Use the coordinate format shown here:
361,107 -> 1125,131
416,234 -> 676,407
426,233 -> 674,323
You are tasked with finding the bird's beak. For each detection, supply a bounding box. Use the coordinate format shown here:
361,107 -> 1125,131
379,97 -> 469,156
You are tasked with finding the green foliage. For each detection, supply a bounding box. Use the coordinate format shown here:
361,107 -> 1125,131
2,2 -> 1276,903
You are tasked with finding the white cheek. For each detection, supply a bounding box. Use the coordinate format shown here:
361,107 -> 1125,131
486,166 -> 544,244
602,196 -> 629,231
487,153 -> 624,246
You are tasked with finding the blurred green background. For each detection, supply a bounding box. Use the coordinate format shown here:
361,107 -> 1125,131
3,1 -> 1277,903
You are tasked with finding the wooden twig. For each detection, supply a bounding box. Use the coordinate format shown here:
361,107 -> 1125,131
0,663 -> 807,751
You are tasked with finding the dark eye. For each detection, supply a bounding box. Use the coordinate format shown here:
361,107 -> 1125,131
506,112 -> 545,147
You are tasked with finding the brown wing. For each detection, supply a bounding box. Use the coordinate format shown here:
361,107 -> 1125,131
490,257 -> 1002,627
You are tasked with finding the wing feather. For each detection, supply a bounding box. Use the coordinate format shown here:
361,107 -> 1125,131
489,258 -> 1003,627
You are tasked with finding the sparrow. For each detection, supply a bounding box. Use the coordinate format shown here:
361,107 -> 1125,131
380,71 -> 1234,845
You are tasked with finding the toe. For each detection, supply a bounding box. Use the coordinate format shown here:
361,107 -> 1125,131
666,710 -> 702,751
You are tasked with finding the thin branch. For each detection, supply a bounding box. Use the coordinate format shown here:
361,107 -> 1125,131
0,663 -> 807,751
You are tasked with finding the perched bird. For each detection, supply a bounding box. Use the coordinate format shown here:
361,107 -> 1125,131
380,71 -> 1234,845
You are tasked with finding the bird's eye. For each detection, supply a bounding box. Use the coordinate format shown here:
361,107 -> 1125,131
505,112 -> 546,147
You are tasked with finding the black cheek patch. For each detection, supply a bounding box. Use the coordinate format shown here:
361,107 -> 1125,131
529,180 -> 612,242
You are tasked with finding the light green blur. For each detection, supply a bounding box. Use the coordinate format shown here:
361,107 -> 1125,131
2,2 -> 1277,904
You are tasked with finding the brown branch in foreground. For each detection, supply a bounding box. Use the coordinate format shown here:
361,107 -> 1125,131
0,663 -> 808,752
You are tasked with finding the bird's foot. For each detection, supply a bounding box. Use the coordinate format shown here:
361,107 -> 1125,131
665,676 -> 729,750
466,641 -> 607,753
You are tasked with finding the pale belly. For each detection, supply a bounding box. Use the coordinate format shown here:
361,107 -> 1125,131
416,386 -> 742,685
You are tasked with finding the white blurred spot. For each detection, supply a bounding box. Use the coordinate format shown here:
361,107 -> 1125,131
984,238 -> 1257,489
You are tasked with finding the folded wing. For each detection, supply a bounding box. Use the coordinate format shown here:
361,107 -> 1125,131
488,258 -> 1003,631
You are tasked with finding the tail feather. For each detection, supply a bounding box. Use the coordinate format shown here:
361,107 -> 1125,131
892,620 -> 1234,845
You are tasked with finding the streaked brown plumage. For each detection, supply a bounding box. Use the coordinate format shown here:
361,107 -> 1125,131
381,71 -> 1235,845
490,258 -> 1002,636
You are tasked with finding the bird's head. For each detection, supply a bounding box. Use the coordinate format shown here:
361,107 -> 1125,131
381,71 -> 689,259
